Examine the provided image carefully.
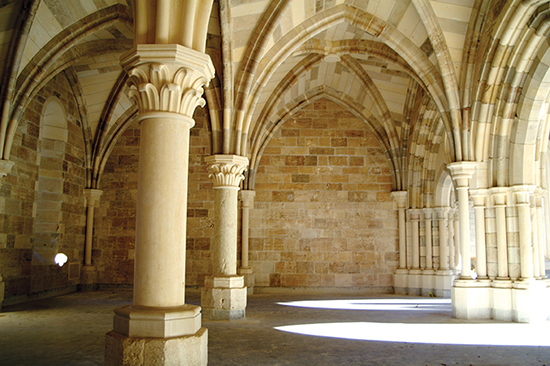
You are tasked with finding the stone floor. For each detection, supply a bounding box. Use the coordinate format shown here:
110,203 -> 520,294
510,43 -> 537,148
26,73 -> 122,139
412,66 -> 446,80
1,289 -> 549,366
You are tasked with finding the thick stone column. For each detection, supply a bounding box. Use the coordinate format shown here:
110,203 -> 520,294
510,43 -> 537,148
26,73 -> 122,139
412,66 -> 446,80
80,189 -> 102,291
422,208 -> 435,296
448,208 -> 457,273
201,155 -> 248,320
105,44 -> 214,366
391,191 -> 408,295
238,190 -> 255,295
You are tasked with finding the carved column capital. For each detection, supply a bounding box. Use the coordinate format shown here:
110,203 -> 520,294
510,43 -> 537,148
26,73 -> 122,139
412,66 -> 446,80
0,159 -> 14,179
121,44 -> 215,119
447,161 -> 476,188
239,190 -> 256,208
391,191 -> 408,210
206,155 -> 249,189
84,189 -> 103,208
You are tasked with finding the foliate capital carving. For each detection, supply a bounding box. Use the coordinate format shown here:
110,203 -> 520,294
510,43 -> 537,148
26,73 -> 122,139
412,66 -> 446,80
205,155 -> 249,189
121,45 -> 215,118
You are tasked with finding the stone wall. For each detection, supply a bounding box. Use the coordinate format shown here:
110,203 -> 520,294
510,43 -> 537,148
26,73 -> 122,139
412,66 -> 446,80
250,99 -> 398,292
0,73 -> 86,304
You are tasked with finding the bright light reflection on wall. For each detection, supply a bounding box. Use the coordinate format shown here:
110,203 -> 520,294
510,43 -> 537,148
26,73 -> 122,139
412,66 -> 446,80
277,298 -> 452,311
275,299 -> 550,347
275,321 -> 550,346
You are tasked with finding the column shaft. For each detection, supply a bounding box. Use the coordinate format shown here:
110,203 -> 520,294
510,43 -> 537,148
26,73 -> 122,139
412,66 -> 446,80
399,207 -> 407,268
411,213 -> 420,269
425,213 -> 433,270
471,192 -> 488,279
213,187 -> 239,276
438,211 -> 449,270
134,116 -> 192,307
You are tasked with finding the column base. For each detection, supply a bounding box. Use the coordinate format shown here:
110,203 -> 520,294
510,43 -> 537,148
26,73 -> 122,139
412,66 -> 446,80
434,270 -> 454,298
492,280 -> 513,321
79,265 -> 98,292
394,269 -> 409,295
201,276 -> 247,320
113,304 -> 202,338
105,327 -> 207,366
451,279 -> 491,319
421,270 -> 435,297
408,269 -> 422,296
512,279 -> 549,323
238,267 -> 255,295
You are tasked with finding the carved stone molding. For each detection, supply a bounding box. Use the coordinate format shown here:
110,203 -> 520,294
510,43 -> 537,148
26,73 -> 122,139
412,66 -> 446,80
121,44 -> 215,118
205,155 -> 249,188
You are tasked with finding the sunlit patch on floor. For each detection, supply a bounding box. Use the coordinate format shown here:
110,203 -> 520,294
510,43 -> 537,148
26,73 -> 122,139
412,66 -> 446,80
277,298 -> 452,311
275,321 -> 550,346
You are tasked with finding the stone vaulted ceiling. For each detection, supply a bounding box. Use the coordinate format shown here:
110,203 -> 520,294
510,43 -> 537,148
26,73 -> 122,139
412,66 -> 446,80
2,0 -> 550,199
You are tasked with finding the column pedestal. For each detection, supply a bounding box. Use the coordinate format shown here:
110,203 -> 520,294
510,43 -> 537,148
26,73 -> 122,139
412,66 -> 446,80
105,328 -> 207,366
80,265 -> 98,291
394,268 -> 409,295
239,267 -> 255,295
512,279 -> 549,322
421,270 -> 435,297
435,269 -> 454,298
452,279 -> 491,319
492,280 -> 513,321
201,276 -> 247,320
408,269 -> 422,296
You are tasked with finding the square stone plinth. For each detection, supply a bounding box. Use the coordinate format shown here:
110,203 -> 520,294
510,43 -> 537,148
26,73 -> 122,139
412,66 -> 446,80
512,280 -> 549,323
105,327 -> 207,366
452,280 -> 491,319
201,276 -> 247,320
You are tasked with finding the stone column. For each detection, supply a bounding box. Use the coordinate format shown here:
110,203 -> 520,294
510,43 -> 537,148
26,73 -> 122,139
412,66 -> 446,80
491,187 -> 509,279
105,45 -> 214,366
530,194 -> 540,279
391,191 -> 408,295
470,189 -> 488,280
0,160 -> 13,311
201,155 -> 248,320
80,189 -> 102,291
436,208 -> 449,271
513,186 -> 535,280
489,187 -> 513,321
435,207 -> 453,297
448,162 -> 476,279
448,208 -> 456,273
408,209 -> 422,295
534,189 -> 546,279
238,190 -> 255,295
422,208 -> 435,296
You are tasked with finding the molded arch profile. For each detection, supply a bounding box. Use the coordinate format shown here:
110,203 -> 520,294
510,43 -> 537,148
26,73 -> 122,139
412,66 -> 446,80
234,3 -> 456,160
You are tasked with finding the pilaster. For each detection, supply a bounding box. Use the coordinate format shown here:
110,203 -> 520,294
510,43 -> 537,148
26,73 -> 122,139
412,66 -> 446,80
447,161 -> 476,279
239,190 -> 256,295
408,209 -> 422,296
81,189 -> 103,291
201,155 -> 248,320
421,208 -> 435,296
